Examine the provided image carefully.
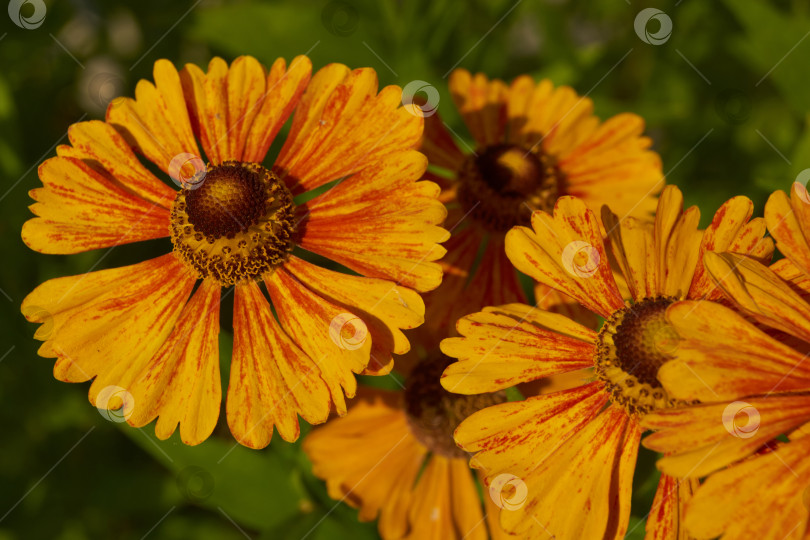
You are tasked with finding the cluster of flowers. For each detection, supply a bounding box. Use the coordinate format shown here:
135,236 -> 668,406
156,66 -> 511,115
21,56 -> 809,540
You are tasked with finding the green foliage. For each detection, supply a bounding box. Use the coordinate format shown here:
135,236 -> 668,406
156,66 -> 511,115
2,0 -> 809,538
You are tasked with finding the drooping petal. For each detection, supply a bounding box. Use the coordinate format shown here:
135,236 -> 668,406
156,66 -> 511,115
107,59 -> 199,175
682,437 -> 810,540
703,252 -> 810,343
21,254 -> 196,397
441,303 -> 596,394
662,300 -> 810,401
643,395 -> 810,478
227,280 -> 331,448
276,65 -> 423,194
283,255 -> 425,373
447,69 -> 508,148
765,185 -> 810,277
303,389 -> 427,537
23,155 -> 171,254
265,267 -> 371,416
127,279 -> 221,445
298,150 -> 449,292
505,196 -> 625,318
689,196 -> 773,300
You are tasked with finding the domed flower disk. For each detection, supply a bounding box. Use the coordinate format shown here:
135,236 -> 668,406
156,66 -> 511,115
20,56 -> 449,448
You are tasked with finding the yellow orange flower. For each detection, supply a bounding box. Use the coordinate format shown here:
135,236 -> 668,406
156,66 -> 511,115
304,357 -> 511,540
21,56 -> 448,448
439,185 -> 773,538
416,69 -> 664,346
642,184 -> 810,539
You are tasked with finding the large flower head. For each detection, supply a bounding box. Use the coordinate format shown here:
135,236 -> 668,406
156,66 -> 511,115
304,356 -> 510,540
21,56 -> 448,448
416,69 -> 664,345
439,185 -> 773,538
643,183 -> 810,540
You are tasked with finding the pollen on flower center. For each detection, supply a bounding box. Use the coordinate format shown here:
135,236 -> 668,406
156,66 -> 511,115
457,144 -> 564,232
403,356 -> 508,458
170,161 -> 296,286
595,297 -> 681,416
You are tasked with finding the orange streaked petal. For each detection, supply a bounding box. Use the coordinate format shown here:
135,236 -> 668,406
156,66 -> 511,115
689,196 -> 773,300
265,267 -> 370,416
771,257 -> 810,301
602,208 -> 655,302
652,186 -> 703,298
227,280 -> 331,448
704,251 -> 810,343
298,150 -> 448,292
107,59 -> 199,175
243,55 -> 312,163
662,300 -> 810,401
645,473 -> 698,540
21,254 -> 195,395
505,196 -> 625,318
765,186 -> 810,277
441,304 -> 596,394
180,57 -> 230,164
447,458 -> 488,540
682,437 -> 810,540
448,69 -> 508,148
277,65 -> 423,194
23,156 -> 171,254
643,395 -> 810,478
127,279 -> 221,445
57,120 -> 176,208
283,255 -> 425,371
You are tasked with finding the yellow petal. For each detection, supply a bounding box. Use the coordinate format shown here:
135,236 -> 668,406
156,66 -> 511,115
23,156 -> 171,254
602,208 -> 655,301
448,69 -> 508,147
227,280 -> 331,448
662,300 -> 810,401
441,304 -> 596,394
704,251 -> 810,342
265,267 -> 371,415
298,149 -> 448,292
505,196 -> 625,319
645,473 -> 698,540
107,59 -> 199,175
277,65 -> 423,194
765,186 -> 810,277
127,279 -> 221,445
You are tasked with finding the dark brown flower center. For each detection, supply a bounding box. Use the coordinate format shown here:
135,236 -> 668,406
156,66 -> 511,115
403,356 -> 508,458
457,144 -> 564,232
595,297 -> 681,416
185,163 -> 269,239
170,161 -> 296,286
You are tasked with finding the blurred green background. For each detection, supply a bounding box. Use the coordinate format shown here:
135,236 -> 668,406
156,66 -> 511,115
1,0 -> 809,538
